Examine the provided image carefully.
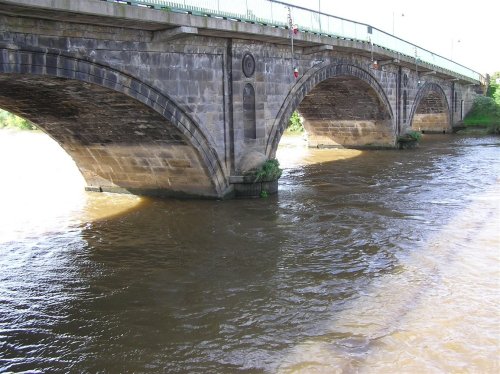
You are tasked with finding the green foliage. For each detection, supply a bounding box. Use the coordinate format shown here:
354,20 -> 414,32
0,109 -> 37,130
407,130 -> 422,142
487,72 -> 500,105
252,159 -> 282,182
287,111 -> 304,133
486,82 -> 496,100
260,190 -> 268,198
0,110 -> 8,128
493,87 -> 500,107
398,130 -> 422,142
468,95 -> 498,116
397,130 -> 422,149
464,95 -> 500,134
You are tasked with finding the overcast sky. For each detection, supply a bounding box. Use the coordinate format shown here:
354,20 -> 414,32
288,0 -> 499,75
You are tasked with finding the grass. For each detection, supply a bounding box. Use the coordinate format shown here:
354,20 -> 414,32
463,116 -> 499,135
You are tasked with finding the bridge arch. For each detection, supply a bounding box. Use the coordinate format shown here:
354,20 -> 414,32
409,82 -> 451,133
267,63 -> 395,157
0,48 -> 227,198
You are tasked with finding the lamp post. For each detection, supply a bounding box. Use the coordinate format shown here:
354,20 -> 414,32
318,0 -> 321,33
451,39 -> 461,61
287,6 -> 298,78
392,12 -> 404,35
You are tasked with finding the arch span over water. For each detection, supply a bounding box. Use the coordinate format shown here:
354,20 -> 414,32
0,49 -> 227,198
410,83 -> 451,134
267,63 -> 395,157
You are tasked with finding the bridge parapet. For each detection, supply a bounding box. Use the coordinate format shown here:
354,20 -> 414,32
96,0 -> 483,84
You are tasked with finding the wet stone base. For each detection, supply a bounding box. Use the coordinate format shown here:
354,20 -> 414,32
397,139 -> 419,149
85,186 -> 219,199
229,176 -> 279,198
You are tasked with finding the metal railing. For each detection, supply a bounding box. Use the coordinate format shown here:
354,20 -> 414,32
104,0 -> 484,84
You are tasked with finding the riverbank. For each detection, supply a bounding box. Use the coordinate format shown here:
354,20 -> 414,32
462,93 -> 500,135
457,123 -> 500,135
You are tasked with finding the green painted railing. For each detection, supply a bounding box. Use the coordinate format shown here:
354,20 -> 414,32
103,0 -> 484,84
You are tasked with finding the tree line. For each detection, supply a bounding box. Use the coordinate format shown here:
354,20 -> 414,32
464,72 -> 500,134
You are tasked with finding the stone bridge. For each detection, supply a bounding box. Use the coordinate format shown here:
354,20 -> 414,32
0,0 -> 483,198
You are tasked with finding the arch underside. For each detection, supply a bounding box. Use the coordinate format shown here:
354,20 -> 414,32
0,75 -> 218,198
298,76 -> 393,148
412,88 -> 450,133
267,64 -> 396,157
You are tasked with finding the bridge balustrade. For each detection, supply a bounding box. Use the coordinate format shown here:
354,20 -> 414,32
105,0 -> 480,84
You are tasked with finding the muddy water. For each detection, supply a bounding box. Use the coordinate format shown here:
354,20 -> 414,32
0,130 -> 499,373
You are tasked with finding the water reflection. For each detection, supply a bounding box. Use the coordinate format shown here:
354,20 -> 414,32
76,198 -> 288,372
0,130 -> 499,373
276,134 -> 363,169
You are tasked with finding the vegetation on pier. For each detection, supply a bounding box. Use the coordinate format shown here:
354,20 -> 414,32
251,159 -> 282,182
397,130 -> 422,149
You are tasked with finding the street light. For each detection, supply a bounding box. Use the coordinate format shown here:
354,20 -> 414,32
392,12 -> 404,35
318,0 -> 321,33
451,39 -> 461,61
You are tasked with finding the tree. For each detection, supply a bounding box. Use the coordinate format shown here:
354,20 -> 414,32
287,111 -> 304,133
464,73 -> 500,133
487,71 -> 500,105
0,109 -> 37,130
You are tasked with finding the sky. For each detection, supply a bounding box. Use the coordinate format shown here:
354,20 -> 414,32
289,0 -> 499,76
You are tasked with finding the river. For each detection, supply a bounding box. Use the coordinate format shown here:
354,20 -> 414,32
0,130 -> 499,373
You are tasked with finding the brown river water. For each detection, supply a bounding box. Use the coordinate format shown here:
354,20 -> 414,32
0,130 -> 499,373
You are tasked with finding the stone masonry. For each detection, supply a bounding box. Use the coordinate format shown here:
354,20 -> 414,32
0,0 -> 482,198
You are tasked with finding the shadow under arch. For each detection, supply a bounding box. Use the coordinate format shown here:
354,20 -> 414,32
409,82 -> 451,133
266,63 -> 395,158
0,48 -> 227,198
